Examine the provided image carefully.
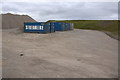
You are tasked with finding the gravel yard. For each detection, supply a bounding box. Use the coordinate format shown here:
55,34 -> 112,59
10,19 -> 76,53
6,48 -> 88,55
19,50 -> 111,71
2,28 -> 118,78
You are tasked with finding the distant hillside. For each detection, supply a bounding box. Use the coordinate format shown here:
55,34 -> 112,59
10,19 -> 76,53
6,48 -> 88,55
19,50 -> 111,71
48,20 -> 118,39
2,13 -> 37,29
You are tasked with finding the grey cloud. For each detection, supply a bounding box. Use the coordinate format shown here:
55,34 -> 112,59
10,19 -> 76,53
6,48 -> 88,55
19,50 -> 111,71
2,2 -> 118,21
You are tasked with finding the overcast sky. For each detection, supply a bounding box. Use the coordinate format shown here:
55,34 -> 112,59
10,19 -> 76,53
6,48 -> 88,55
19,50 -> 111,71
1,2 -> 118,21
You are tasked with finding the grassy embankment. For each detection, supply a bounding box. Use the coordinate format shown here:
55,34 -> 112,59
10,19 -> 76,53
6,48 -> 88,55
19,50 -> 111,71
48,20 -> 119,39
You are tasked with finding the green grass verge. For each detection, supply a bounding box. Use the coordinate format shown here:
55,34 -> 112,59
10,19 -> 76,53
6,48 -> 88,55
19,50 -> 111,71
48,20 -> 118,36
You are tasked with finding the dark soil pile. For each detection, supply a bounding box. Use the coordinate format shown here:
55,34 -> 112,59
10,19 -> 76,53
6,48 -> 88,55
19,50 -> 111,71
2,13 -> 37,29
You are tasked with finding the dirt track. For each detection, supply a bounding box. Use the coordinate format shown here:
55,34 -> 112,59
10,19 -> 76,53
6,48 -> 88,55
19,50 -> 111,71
2,28 -> 118,78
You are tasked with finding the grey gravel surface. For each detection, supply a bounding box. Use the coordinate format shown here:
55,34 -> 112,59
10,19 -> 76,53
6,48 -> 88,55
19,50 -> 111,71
2,29 -> 118,78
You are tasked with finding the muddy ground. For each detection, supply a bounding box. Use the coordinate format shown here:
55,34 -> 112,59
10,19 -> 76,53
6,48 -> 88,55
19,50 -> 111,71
2,28 -> 118,78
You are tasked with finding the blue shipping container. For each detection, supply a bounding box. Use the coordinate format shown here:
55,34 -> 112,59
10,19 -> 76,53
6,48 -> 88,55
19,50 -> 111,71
24,22 -> 53,33
54,22 -> 66,31
46,22 -> 55,33
68,23 -> 71,30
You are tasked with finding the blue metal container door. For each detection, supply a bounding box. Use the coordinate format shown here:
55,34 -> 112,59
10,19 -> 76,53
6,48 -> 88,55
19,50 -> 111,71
62,23 -> 65,31
63,23 -> 66,31
51,22 -> 66,31
46,23 -> 51,33
54,22 -> 57,31
50,22 -> 55,33
54,22 -> 65,31
54,22 -> 60,31
61,23 -> 63,31
65,23 -> 68,31
61,23 -> 65,31
67,23 -> 70,30
58,23 -> 62,30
